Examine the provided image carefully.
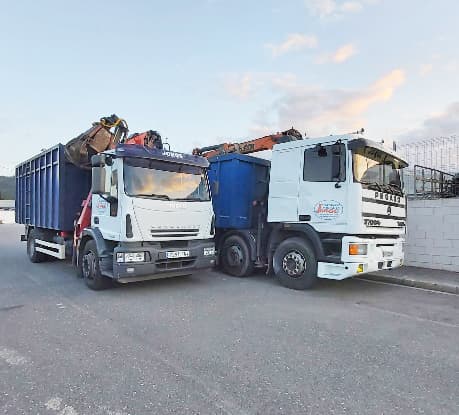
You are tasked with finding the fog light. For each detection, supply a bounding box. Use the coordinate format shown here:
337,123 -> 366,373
349,243 -> 368,255
357,264 -> 364,273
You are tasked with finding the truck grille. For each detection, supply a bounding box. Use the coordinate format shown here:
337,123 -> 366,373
150,228 -> 199,238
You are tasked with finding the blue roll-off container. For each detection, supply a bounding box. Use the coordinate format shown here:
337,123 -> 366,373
208,153 -> 270,229
15,144 -> 91,231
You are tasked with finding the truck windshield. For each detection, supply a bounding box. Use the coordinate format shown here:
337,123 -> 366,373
124,158 -> 210,201
353,147 -> 406,195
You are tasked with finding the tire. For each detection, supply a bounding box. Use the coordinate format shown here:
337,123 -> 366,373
220,235 -> 254,277
273,237 -> 317,290
27,229 -> 47,263
80,240 -> 111,290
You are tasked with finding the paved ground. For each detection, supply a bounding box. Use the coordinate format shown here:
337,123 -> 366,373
0,224 -> 458,415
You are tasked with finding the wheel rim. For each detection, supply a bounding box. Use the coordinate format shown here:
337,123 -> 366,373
82,251 -> 96,280
282,250 -> 306,277
226,244 -> 243,268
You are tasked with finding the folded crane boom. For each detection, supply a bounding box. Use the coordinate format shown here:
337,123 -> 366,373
193,128 -> 303,159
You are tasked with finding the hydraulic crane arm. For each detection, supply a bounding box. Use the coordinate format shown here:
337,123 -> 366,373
64,114 -> 129,169
64,115 -> 164,169
192,128 -> 303,159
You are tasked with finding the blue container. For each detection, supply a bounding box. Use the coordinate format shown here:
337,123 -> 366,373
15,144 -> 91,231
208,153 -> 270,229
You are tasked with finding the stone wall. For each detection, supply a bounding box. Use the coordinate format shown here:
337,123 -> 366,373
405,198 -> 459,272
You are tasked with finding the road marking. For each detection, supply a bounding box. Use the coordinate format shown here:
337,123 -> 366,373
355,302 -> 459,328
45,397 -> 78,415
0,348 -> 28,365
45,397 -> 130,415
98,405 -> 130,415
45,398 -> 63,411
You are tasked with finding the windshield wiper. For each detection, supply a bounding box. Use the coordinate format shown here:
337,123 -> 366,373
173,197 -> 208,202
385,183 -> 403,196
361,181 -> 384,192
135,193 -> 170,200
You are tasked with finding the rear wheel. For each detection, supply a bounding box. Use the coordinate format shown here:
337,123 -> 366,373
273,237 -> 317,290
27,229 -> 47,263
80,240 -> 111,290
220,235 -> 253,277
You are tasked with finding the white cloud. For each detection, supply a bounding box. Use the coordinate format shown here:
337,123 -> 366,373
224,73 -> 254,100
252,69 -> 405,137
419,63 -> 433,77
315,43 -> 357,64
398,102 -> 459,142
265,33 -> 318,57
222,72 -> 298,101
305,0 -> 375,18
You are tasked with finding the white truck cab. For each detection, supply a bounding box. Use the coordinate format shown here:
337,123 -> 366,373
268,134 -> 407,281
79,144 -> 216,287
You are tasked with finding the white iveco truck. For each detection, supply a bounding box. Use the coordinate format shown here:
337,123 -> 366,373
16,143 -> 216,290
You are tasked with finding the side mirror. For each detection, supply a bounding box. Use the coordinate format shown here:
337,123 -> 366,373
92,167 -> 108,195
331,144 -> 344,182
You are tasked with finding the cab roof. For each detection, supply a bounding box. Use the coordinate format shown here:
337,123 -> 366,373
106,144 -> 209,168
274,134 -> 408,166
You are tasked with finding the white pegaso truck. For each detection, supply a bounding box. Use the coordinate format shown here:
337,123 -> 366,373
16,144 -> 216,290
208,133 -> 408,289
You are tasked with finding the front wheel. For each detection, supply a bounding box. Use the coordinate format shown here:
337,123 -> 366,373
80,240 -> 111,290
273,237 -> 317,290
220,235 -> 253,277
27,229 -> 47,263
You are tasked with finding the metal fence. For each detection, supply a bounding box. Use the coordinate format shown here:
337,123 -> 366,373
398,136 -> 459,198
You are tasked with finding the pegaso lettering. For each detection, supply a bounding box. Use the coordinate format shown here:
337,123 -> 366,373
162,151 -> 184,159
374,191 -> 401,203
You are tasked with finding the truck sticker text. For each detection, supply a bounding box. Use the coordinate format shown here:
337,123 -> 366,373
313,200 -> 344,221
162,151 -> 184,159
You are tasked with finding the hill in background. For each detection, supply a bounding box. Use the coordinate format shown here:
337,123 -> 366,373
0,176 -> 15,199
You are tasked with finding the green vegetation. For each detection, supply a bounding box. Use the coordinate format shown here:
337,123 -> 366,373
0,176 -> 15,199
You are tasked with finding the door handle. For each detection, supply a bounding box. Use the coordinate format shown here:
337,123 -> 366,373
299,215 -> 311,221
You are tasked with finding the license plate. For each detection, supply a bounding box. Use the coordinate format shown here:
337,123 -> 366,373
382,250 -> 393,257
166,250 -> 190,259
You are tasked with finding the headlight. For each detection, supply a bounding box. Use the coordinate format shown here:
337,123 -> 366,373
116,252 -> 145,263
349,243 -> 368,256
204,247 -> 215,256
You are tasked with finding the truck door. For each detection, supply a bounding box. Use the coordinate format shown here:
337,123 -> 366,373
298,143 -> 348,230
92,166 -> 121,241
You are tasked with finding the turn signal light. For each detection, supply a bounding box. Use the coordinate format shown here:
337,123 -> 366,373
349,243 -> 368,256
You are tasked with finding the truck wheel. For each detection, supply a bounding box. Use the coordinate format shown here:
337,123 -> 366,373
27,229 -> 47,263
220,235 -> 253,277
80,240 -> 111,290
273,237 -> 317,290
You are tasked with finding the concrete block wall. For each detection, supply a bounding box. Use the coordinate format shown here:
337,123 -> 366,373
405,198 -> 459,272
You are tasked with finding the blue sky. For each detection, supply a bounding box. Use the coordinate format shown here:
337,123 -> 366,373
1,0 -> 458,174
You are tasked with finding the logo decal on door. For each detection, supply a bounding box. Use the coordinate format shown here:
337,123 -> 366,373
313,200 -> 344,221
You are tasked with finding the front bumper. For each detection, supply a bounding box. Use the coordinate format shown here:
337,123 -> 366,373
112,240 -> 215,282
318,236 -> 404,280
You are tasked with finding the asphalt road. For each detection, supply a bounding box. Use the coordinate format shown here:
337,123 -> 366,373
0,224 -> 458,415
